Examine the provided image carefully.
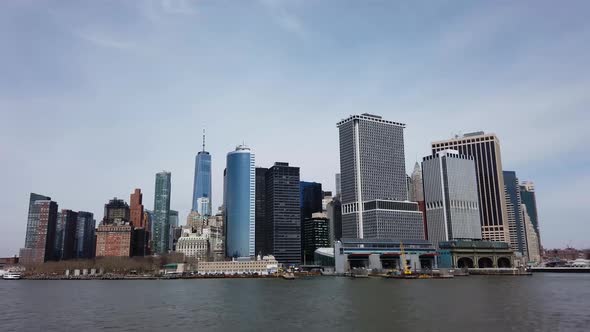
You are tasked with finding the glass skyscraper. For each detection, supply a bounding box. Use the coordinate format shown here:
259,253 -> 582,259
153,171 -> 172,254
75,211 -> 95,259
192,132 -> 212,216
224,145 -> 255,258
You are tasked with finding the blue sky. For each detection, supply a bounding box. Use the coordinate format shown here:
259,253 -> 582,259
1,0 -> 589,256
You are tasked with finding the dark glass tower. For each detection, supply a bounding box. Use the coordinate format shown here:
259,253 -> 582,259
154,171 -> 172,254
300,182 -> 323,220
75,211 -> 96,259
265,162 -> 301,265
192,130 -> 212,216
504,171 -> 527,256
255,167 -> 268,256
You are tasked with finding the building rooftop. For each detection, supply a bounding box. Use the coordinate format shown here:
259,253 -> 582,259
336,114 -> 406,128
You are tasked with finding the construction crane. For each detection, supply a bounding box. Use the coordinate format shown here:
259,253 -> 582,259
399,242 -> 413,275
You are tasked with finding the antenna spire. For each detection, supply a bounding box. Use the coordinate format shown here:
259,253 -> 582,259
202,129 -> 206,152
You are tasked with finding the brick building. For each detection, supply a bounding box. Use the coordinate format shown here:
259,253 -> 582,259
96,224 -> 133,257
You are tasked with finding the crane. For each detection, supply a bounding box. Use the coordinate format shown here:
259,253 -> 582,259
399,242 -> 413,275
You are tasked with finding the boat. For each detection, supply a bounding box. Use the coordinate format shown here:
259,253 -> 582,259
3,272 -> 22,280
282,272 -> 295,280
350,268 -> 369,278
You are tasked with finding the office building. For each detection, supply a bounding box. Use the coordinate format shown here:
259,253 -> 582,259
153,171 -> 172,254
130,189 -> 145,228
169,210 -> 180,251
96,198 -> 133,257
129,189 -> 149,256
203,214 -> 225,261
503,171 -> 527,256
523,204 -> 541,264
197,256 -> 279,276
224,145 -> 255,258
20,199 -> 58,264
300,181 -> 323,219
53,211 -> 64,260
176,228 -> 210,261
520,181 -> 541,247
326,197 -> 342,244
266,162 -> 301,265
59,210 -> 79,260
335,173 -> 341,197
302,212 -> 330,264
75,212 -> 96,259
432,132 -> 510,242
337,114 -> 425,240
255,167 -> 268,255
192,131 -> 212,216
422,150 -> 482,246
409,162 -> 424,202
103,197 -> 130,224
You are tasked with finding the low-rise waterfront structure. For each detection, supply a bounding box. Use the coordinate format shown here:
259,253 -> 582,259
197,256 -> 279,275
437,240 -> 516,268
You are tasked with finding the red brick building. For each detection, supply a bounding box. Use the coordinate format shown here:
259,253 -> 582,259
95,224 -> 133,257
130,189 -> 145,228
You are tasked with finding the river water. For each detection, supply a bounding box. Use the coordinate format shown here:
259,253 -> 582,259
1,273 -> 588,331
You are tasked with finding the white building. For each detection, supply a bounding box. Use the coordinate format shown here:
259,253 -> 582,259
197,256 -> 279,275
175,228 -> 210,261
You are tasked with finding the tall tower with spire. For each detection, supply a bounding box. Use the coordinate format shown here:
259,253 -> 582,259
192,129 -> 212,216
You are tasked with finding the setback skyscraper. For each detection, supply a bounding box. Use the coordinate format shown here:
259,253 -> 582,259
96,198 -> 133,257
24,193 -> 51,249
422,150 -> 482,246
153,171 -> 172,254
520,181 -> 541,248
503,171 -> 527,257
224,145 -> 255,258
192,131 -> 212,216
337,114 -> 425,240
432,132 -> 510,243
20,197 -> 58,264
266,162 -> 301,265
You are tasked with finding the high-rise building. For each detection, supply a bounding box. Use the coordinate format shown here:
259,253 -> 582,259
337,114 -> 425,240
326,197 -> 342,244
224,145 -> 255,258
300,182 -> 323,220
255,167 -> 268,256
24,193 -> 51,249
432,132 -> 510,242
168,210 -> 179,251
503,171 -> 527,257
265,162 -> 301,265
75,211 -> 95,259
96,198 -> 133,257
422,150 -> 482,246
192,131 -> 212,216
520,181 -> 541,247
409,162 -> 424,202
53,211 -> 64,260
335,173 -> 341,198
522,204 -> 541,263
302,212 -> 330,264
130,189 -> 145,228
103,198 -> 130,224
20,199 -> 58,264
60,210 -> 79,260
153,171 -> 172,254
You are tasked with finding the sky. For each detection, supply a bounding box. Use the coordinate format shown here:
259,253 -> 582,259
1,0 -> 589,256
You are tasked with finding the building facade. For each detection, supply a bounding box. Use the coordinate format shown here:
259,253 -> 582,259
96,198 -> 133,257
520,181 -> 541,248
192,131 -> 212,216
197,256 -> 279,275
75,212 -> 95,259
302,212 -> 330,264
300,181 -> 323,220
20,199 -> 58,264
422,150 -> 482,247
523,204 -> 541,264
432,132 -> 510,242
337,114 -> 425,240
24,193 -> 51,249
255,167 -> 268,256
176,228 -> 210,261
503,171 -> 527,257
59,209 -> 79,260
130,189 -> 145,228
265,162 -> 302,265
153,171 -> 172,254
326,197 -> 342,244
224,145 -> 255,258
409,162 -> 424,202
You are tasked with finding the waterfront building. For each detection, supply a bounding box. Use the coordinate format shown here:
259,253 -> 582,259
24,193 -> 51,249
409,162 -> 424,202
255,167 -> 268,256
20,199 -> 59,264
326,197 -> 342,244
302,212 -> 330,264
153,171 -> 172,254
59,210 -> 79,260
432,132 -> 510,243
520,181 -> 541,248
96,198 -> 133,257
333,238 -> 437,274
503,171 -> 527,257
130,189 -> 145,228
224,145 -> 255,258
197,256 -> 279,275
75,212 -> 95,259
266,162 -> 302,265
300,181 -> 323,220
437,240 -> 516,268
192,131 -> 212,216
422,150 -> 482,247
523,204 -> 541,264
176,228 -> 210,260
337,114 -> 425,240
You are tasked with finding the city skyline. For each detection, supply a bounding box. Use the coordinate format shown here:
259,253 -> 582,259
1,1 -> 590,256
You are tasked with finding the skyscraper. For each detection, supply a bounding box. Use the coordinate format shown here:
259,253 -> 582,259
60,209 -> 79,260
75,211 -> 95,259
130,189 -> 145,228
432,132 -> 510,242
20,198 -> 58,264
422,150 -> 482,246
337,114 -> 425,240
96,198 -> 133,257
302,213 -> 330,264
224,145 -> 255,258
153,171 -> 172,254
409,162 -> 424,202
168,210 -> 179,251
266,162 -> 301,265
520,181 -> 541,247
522,204 -> 541,263
192,130 -> 212,216
504,171 -> 527,257
335,173 -> 341,198
255,167 -> 268,255
300,181 -> 323,220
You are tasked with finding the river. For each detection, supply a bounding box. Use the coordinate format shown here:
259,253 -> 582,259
1,273 -> 588,331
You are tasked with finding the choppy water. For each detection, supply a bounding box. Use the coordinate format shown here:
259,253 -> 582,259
1,273 -> 589,331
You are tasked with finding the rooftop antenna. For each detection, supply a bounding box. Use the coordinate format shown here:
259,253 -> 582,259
202,129 -> 206,152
